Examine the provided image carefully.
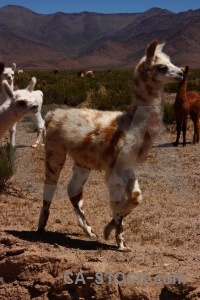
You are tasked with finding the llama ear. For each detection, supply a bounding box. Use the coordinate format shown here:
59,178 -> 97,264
185,66 -> 189,75
0,61 -> 5,75
2,79 -> 14,99
12,63 -> 16,72
155,42 -> 166,53
146,39 -> 158,66
26,77 -> 36,92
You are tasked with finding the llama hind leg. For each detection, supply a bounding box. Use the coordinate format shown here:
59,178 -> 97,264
105,169 -> 142,251
192,116 -> 200,144
32,126 -> 45,148
67,165 -> 97,237
182,115 -> 188,146
38,146 -> 66,232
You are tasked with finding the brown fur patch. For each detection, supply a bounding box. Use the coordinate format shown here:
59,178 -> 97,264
102,120 -> 125,167
146,40 -> 158,61
133,78 -> 140,87
70,192 -> 83,205
134,91 -> 147,103
131,191 -> 140,203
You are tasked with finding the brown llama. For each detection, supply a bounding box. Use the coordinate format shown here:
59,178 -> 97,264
38,40 -> 183,251
173,66 -> 200,146
0,61 -> 4,75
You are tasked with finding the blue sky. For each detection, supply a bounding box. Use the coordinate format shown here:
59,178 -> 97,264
0,0 -> 199,14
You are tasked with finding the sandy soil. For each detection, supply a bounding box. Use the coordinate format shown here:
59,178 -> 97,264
0,99 -> 200,300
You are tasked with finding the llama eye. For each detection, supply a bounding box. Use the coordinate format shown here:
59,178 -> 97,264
156,64 -> 168,73
18,101 -> 26,107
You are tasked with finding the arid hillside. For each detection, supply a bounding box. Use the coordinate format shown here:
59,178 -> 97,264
0,6 -> 200,69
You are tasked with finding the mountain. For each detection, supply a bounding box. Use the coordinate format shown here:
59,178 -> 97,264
0,5 -> 200,70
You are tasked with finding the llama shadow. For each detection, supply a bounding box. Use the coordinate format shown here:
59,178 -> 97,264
153,142 -> 174,148
5,230 -> 116,251
16,145 -> 30,148
154,141 -> 192,148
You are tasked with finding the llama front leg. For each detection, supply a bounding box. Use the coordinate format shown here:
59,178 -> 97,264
38,146 -> 66,232
105,169 -> 142,251
9,123 -> 17,146
31,112 -> 45,147
173,117 -> 182,146
67,165 -> 97,237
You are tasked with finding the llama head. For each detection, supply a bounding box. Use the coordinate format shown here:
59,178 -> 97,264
0,61 -> 5,75
2,77 -> 38,115
2,63 -> 16,85
184,66 -> 189,77
135,39 -> 183,86
177,66 -> 189,87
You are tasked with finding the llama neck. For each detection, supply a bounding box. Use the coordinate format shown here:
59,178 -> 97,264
128,70 -> 164,145
0,104 -> 19,139
0,80 -> 14,105
176,79 -> 187,102
131,70 -> 164,118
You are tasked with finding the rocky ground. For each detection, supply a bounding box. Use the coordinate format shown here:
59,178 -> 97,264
0,100 -> 200,300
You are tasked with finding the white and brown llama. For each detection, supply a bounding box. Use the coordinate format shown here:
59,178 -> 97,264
173,66 -> 200,146
0,63 -> 45,147
77,70 -> 95,77
38,40 -> 183,251
0,77 -> 38,141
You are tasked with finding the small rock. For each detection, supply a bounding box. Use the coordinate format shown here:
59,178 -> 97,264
163,263 -> 170,267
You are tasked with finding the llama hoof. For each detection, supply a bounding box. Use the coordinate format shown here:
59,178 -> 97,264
173,142 -> 178,147
118,246 -> 131,252
31,144 -> 38,148
90,232 -> 98,239
37,227 -> 45,234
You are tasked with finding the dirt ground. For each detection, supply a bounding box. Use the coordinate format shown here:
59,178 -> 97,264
0,97 -> 200,300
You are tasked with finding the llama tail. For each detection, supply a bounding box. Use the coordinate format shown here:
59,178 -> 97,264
26,77 -> 37,92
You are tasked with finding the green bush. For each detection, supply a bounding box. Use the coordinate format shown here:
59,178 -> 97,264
8,68 -> 200,117
163,102 -> 175,124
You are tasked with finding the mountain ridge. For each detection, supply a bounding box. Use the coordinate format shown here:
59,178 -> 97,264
0,5 -> 200,70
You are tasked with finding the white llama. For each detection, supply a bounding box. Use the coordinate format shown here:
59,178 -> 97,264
0,77 -> 38,141
0,63 -> 17,145
38,40 -> 183,251
0,63 -> 45,147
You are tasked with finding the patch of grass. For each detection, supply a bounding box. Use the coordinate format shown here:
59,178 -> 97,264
163,102 -> 175,124
0,143 -> 16,190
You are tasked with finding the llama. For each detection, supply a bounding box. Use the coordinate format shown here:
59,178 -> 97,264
0,63 -> 45,147
0,61 -> 5,75
173,66 -> 200,146
38,40 -> 183,251
29,89 -> 45,147
0,78 -> 38,141
77,70 -> 95,78
0,63 -> 17,145
17,69 -> 24,74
